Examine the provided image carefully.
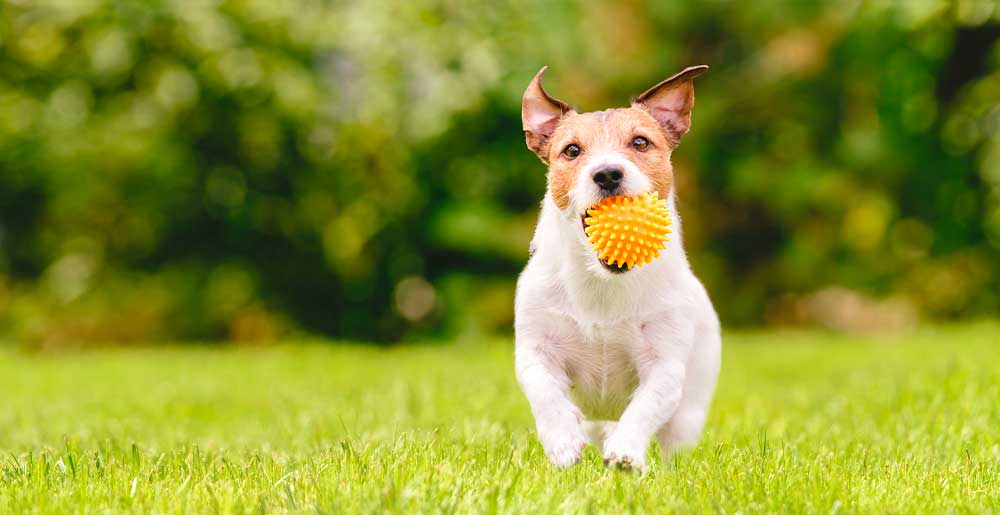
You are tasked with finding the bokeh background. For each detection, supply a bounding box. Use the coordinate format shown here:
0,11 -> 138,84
1,0 -> 998,347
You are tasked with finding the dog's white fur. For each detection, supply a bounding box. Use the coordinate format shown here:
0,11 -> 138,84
514,72 -> 721,471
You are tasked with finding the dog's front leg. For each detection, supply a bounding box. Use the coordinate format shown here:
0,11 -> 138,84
603,317 -> 693,471
515,338 -> 588,468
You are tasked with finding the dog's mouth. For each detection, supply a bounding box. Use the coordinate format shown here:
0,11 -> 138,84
580,214 -> 631,274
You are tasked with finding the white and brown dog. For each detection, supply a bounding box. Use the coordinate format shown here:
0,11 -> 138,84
514,65 -> 721,471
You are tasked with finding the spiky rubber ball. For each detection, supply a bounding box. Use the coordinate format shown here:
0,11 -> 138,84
583,191 -> 671,270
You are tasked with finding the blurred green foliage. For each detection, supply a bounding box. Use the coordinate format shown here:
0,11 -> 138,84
0,0 -> 998,345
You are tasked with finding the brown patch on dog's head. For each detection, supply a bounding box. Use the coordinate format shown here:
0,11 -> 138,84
522,66 -> 708,211
544,109 -> 674,208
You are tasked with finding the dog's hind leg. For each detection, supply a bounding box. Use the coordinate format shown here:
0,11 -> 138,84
659,318 -> 719,456
656,404 -> 706,455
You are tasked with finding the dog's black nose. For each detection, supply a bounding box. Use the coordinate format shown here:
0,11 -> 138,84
592,167 -> 624,191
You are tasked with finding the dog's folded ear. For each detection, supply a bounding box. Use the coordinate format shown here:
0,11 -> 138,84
522,66 -> 574,163
635,65 -> 709,143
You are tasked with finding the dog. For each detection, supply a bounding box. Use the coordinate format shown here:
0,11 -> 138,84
514,65 -> 721,471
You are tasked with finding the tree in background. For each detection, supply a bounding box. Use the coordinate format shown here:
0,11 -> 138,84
0,1 -> 997,346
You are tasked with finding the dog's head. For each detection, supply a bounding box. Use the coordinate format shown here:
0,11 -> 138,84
522,65 -> 707,273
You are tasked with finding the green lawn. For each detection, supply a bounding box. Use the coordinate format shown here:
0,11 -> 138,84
2,324 -> 999,513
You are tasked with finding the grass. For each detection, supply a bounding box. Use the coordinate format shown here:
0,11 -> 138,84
1,324 -> 999,513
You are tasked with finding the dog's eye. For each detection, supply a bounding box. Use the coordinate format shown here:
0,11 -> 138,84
632,136 -> 650,152
562,144 -> 581,159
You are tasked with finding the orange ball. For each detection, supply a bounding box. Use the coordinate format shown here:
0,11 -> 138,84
583,191 -> 672,269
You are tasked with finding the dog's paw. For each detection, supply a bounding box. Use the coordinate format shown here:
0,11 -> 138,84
602,432 -> 647,472
602,451 -> 643,472
535,409 -> 588,468
545,434 -> 587,468
538,419 -> 588,468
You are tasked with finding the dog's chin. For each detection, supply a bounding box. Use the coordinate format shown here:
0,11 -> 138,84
579,215 -> 632,275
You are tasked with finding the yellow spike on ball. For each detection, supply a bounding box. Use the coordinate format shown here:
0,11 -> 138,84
583,191 -> 672,269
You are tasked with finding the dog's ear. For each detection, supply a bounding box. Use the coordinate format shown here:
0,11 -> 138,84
522,66 -> 573,163
635,65 -> 708,142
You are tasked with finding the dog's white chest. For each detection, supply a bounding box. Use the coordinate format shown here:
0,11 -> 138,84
563,321 -> 643,420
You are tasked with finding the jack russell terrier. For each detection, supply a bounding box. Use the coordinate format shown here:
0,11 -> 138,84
514,65 -> 721,471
